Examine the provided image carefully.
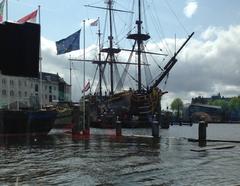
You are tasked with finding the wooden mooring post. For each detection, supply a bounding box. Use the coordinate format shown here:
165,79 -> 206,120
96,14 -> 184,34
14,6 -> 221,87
83,113 -> 90,136
152,115 -> 160,138
72,107 -> 83,135
116,116 -> 122,137
198,119 -> 208,147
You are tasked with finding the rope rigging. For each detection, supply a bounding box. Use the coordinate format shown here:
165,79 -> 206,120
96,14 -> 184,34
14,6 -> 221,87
148,2 -> 172,56
163,0 -> 189,36
142,0 -> 149,34
92,65 -> 98,93
83,0 -> 192,94
115,41 -> 136,91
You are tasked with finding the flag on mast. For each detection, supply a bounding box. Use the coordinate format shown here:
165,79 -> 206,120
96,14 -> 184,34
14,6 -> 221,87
17,9 -> 38,23
56,29 -> 81,55
90,18 -> 99,26
0,0 -> 5,23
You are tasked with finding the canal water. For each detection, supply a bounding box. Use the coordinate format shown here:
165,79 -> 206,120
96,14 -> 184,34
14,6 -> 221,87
1,124 -> 240,185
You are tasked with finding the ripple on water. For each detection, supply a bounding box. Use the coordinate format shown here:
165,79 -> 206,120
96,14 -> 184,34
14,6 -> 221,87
0,125 -> 240,185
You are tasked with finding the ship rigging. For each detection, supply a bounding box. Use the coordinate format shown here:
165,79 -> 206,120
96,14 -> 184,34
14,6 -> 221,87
71,0 -> 194,127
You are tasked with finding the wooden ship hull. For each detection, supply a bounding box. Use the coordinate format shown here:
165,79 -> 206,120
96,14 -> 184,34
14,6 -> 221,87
0,110 -> 57,136
87,88 -> 165,128
53,108 -> 73,129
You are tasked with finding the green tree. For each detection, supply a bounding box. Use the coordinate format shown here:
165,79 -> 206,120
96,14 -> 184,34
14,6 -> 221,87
229,96 -> 240,111
208,99 -> 229,110
208,99 -> 230,121
171,98 -> 184,118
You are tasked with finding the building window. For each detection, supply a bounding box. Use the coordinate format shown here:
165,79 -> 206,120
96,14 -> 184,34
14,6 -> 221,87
24,81 -> 27,87
10,80 -> 14,86
24,91 -> 27,97
10,90 -> 14,96
35,84 -> 39,92
2,89 -> 6,96
49,95 -> 52,102
18,91 -> 22,97
53,95 -> 56,100
18,80 -> 22,87
2,79 -> 6,85
46,76 -> 51,81
54,86 -> 56,91
49,86 -> 52,93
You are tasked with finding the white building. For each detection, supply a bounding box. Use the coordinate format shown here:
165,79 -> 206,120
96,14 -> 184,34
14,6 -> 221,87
0,71 -> 71,109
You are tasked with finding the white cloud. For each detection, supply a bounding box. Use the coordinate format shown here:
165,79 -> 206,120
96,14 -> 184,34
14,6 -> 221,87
200,27 -> 220,40
40,36 -> 100,102
184,1 -> 198,18
160,25 -> 240,108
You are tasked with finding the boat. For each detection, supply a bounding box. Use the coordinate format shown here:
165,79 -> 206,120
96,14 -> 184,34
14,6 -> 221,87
46,102 -> 74,129
0,109 -> 57,136
76,0 -> 194,128
54,107 -> 73,129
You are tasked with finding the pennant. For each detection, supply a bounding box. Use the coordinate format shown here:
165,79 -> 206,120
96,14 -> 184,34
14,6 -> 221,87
82,81 -> 90,93
17,9 -> 38,24
0,0 -> 5,23
90,18 -> 98,26
56,29 -> 81,55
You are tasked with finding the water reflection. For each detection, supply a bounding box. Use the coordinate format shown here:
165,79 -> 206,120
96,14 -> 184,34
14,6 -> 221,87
0,125 -> 240,185
0,135 -> 57,149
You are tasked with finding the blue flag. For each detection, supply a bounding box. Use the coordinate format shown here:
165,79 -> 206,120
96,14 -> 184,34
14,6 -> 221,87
56,29 -> 81,55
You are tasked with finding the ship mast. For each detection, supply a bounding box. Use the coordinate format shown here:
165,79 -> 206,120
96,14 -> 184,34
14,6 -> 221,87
127,0 -> 194,93
100,0 -> 121,96
84,1 -> 133,95
127,0 -> 150,93
108,0 -> 114,95
137,0 -> 142,92
97,18 -> 102,98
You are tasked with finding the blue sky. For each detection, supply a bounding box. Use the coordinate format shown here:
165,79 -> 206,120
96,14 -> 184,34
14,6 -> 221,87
4,0 -> 240,107
7,0 -> 239,40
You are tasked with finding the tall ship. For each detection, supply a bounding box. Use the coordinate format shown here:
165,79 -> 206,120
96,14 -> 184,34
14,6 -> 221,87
77,0 -> 194,128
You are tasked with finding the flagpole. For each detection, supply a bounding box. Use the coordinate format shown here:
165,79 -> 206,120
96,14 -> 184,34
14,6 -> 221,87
38,5 -> 43,109
83,19 -> 86,132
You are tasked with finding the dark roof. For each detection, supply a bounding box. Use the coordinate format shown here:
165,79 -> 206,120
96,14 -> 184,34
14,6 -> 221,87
39,72 -> 69,85
191,103 -> 222,110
